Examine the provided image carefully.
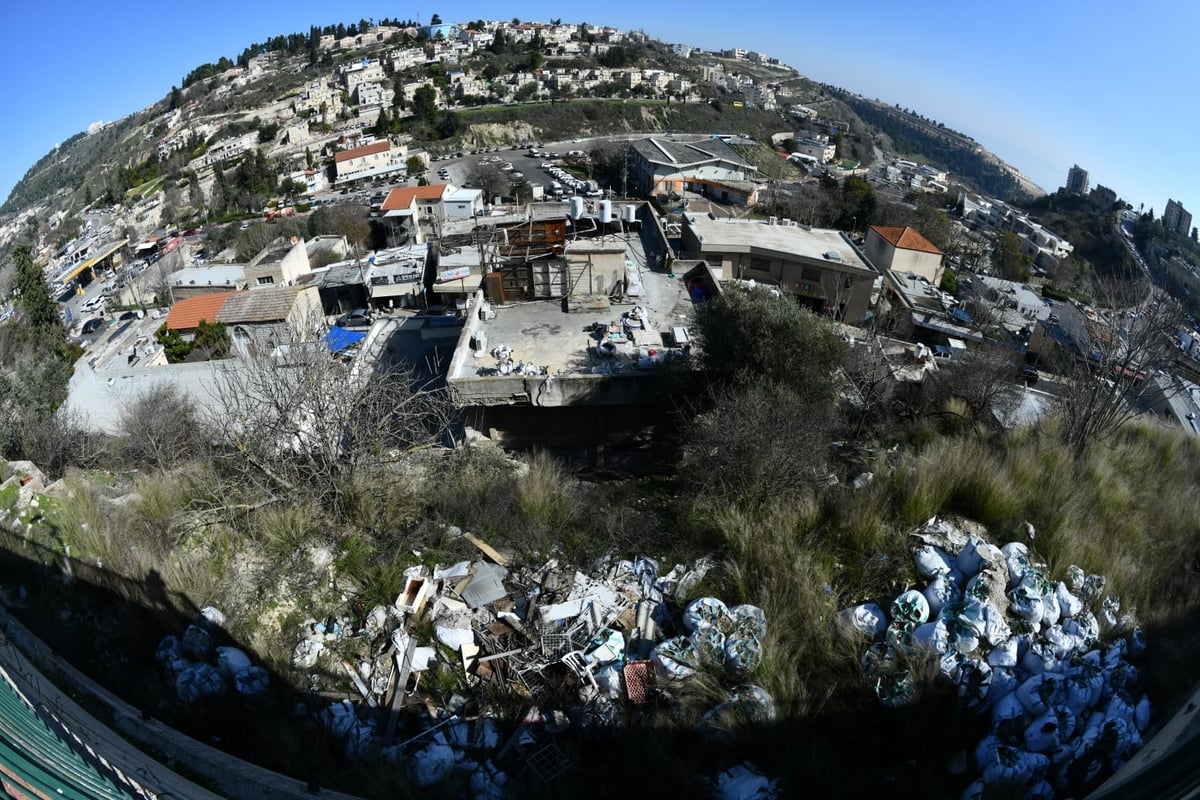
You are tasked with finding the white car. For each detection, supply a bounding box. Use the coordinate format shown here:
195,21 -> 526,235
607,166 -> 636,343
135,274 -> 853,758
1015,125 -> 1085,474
81,296 -> 105,313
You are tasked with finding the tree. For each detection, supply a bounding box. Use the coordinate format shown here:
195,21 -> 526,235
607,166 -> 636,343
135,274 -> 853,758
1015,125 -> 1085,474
169,85 -> 182,110
680,382 -> 835,510
993,231 -> 1031,281
193,319 -> 231,359
155,323 -> 193,363
117,384 -> 207,469
1052,287 -> 1184,458
210,330 -> 453,508
692,287 -> 847,403
406,155 -> 425,176
13,243 -> 61,333
430,13 -> 442,25
412,84 -> 438,124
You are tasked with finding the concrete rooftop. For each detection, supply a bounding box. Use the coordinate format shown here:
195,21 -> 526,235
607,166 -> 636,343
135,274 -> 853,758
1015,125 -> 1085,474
450,232 -> 693,381
685,214 -> 875,274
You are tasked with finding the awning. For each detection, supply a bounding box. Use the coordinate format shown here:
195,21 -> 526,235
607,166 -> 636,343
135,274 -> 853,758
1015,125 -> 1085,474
324,326 -> 368,353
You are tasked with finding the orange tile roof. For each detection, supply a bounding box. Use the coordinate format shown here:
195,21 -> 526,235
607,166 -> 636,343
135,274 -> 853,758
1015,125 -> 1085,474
164,291 -> 237,331
335,139 -> 391,163
381,184 -> 449,211
870,225 -> 943,256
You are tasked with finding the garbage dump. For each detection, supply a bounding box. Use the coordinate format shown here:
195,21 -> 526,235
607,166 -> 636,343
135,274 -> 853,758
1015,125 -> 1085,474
155,610 -> 270,702
263,538 -> 776,794
840,517 -> 1150,799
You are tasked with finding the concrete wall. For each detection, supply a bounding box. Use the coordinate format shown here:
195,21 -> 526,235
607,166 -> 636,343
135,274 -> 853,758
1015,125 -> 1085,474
449,370 -> 667,408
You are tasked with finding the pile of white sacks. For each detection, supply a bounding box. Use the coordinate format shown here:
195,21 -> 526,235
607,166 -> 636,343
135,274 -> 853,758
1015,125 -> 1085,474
840,518 -> 1150,799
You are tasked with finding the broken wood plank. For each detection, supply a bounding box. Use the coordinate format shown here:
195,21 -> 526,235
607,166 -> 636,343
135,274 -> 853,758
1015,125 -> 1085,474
341,660 -> 379,708
464,532 -> 509,566
384,636 -> 418,742
475,647 -> 527,664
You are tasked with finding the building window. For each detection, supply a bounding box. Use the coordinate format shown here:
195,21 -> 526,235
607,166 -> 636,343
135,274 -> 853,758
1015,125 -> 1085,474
749,257 -> 771,273
844,277 -> 854,289
801,266 -> 821,282
257,276 -> 275,285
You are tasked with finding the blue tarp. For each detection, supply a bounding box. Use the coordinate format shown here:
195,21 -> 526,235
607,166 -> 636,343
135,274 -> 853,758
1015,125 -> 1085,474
324,326 -> 367,353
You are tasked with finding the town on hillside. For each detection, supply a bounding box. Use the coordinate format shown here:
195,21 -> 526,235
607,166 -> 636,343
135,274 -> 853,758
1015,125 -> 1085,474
0,14 -> 1197,800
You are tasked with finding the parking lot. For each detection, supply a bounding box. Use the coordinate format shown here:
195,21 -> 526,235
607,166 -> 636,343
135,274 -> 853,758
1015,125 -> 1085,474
429,137 -> 617,199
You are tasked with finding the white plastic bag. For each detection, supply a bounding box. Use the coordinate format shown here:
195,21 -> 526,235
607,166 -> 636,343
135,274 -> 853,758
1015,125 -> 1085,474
839,603 -> 888,641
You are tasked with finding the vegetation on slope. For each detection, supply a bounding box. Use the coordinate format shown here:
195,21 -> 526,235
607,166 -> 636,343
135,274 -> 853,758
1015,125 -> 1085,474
831,89 -> 1025,200
0,288 -> 1196,797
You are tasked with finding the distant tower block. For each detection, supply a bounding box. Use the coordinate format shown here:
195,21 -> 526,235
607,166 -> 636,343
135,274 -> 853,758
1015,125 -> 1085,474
1066,164 -> 1089,195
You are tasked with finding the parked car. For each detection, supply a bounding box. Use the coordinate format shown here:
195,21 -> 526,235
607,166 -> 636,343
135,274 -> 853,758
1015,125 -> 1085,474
80,318 -> 104,335
81,296 -> 105,313
336,309 -> 375,329
1018,364 -> 1040,386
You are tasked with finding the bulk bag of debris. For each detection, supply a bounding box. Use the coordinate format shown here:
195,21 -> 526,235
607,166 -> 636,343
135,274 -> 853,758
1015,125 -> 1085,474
176,663 -> 225,703
181,624 -> 214,661
837,602 -> 888,641
684,597 -> 732,633
216,646 -> 252,678
155,635 -> 188,672
234,665 -> 270,695
693,627 -> 728,666
652,635 -> 698,680
724,632 -> 763,676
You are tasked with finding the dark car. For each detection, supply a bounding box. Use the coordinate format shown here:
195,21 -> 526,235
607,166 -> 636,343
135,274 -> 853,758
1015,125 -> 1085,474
336,309 -> 375,329
1018,364 -> 1040,386
81,318 -> 104,335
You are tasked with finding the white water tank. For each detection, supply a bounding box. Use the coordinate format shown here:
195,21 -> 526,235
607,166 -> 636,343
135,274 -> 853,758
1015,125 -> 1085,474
623,204 -> 638,224
569,196 -> 585,219
598,199 -> 613,224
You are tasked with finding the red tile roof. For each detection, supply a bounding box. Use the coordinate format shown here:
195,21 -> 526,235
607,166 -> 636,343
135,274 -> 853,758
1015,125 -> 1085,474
334,140 -> 391,163
870,225 -> 943,256
381,184 -> 449,211
165,291 -> 237,331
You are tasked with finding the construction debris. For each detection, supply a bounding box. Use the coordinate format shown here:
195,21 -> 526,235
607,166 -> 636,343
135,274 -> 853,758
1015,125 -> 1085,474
263,548 -> 773,791
842,517 -> 1150,798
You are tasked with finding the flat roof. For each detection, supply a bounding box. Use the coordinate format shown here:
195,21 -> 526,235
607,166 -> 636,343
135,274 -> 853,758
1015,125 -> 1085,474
449,234 -> 691,382
167,264 -> 245,288
685,214 -> 875,274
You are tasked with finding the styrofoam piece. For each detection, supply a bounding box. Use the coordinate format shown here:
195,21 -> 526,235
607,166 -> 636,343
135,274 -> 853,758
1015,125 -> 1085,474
411,646 -> 436,671
435,625 -> 474,650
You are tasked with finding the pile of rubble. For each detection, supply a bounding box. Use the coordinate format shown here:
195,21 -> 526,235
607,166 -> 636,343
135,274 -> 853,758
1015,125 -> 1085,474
284,535 -> 776,794
840,518 -> 1150,799
155,607 -> 270,702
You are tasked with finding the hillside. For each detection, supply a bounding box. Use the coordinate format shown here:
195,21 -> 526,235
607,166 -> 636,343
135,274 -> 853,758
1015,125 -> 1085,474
832,89 -> 1039,200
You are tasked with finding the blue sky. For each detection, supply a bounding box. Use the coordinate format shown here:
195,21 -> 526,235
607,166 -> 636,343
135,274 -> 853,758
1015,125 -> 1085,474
1,1 -> 1195,219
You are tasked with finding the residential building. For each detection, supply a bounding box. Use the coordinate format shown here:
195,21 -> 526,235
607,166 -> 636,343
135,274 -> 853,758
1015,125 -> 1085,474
1089,185 -> 1118,209
864,226 -> 945,286
1066,164 -> 1089,195
218,285 -> 325,356
444,188 -> 485,218
334,139 -> 409,183
681,214 -> 878,322
245,237 -> 312,287
628,137 -> 758,203
166,265 -> 247,300
1165,199 -> 1193,237
791,137 -> 836,164
164,291 -> 237,337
